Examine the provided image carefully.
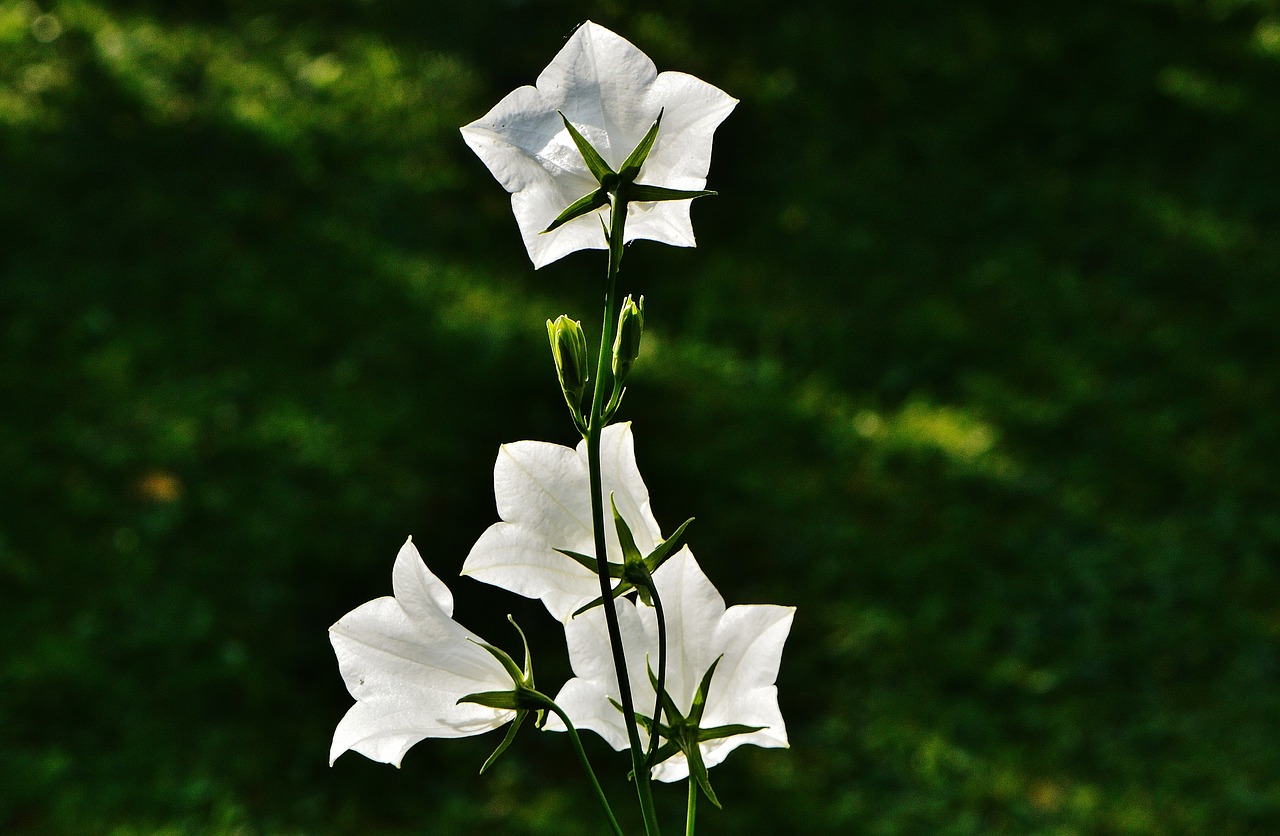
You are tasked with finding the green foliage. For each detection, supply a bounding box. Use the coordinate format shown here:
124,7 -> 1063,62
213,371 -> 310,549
3,0 -> 1279,833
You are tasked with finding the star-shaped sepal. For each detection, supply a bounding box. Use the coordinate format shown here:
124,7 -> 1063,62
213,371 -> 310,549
556,493 -> 693,618
542,110 -> 717,234
456,615 -> 557,774
614,656 -> 763,807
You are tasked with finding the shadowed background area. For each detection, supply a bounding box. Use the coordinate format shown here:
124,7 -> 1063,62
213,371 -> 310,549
3,0 -> 1279,832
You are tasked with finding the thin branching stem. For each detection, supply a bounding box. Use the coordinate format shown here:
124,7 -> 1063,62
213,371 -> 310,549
547,703 -> 625,836
686,777 -> 697,836
646,583 -> 669,767
586,193 -> 661,835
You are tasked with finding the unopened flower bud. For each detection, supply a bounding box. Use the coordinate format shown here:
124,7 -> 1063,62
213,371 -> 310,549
612,295 -> 645,383
547,315 -> 589,410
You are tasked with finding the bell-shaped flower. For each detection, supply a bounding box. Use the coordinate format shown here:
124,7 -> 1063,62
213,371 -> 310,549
460,20 -> 737,268
461,423 -> 663,622
546,549 -> 794,786
329,537 -> 520,767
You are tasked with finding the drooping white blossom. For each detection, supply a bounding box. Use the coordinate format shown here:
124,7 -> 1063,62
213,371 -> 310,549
329,538 -> 517,766
461,20 -> 737,268
461,423 -> 662,622
547,549 -> 794,782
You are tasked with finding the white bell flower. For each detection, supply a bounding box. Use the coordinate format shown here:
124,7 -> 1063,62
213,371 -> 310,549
329,537 -> 518,766
461,423 -> 662,622
547,549 -> 794,784
461,20 -> 737,268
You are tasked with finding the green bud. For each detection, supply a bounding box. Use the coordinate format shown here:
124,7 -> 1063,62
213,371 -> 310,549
547,315 -> 589,413
611,295 -> 645,383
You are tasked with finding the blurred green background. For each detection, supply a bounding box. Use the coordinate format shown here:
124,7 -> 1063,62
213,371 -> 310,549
3,0 -> 1279,832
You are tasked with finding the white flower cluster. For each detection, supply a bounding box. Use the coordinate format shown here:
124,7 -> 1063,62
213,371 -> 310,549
328,22 -> 791,789
330,426 -> 793,781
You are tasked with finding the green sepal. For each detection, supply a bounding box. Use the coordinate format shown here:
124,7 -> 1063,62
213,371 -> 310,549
467,615 -> 536,688
612,494 -> 653,604
570,579 -> 635,619
647,739 -> 681,766
457,689 -> 523,711
470,640 -> 525,685
618,109 -> 663,183
509,614 -> 534,683
697,723 -> 766,743
458,686 -> 554,713
646,516 -> 694,572
686,740 -> 722,808
478,709 -> 526,774
556,548 -> 626,578
570,516 -> 695,617
542,187 -> 610,233
627,184 -> 717,203
625,560 -> 656,606
611,493 -> 645,564
689,654 -> 722,726
559,112 -> 616,184
602,386 -> 627,425
646,659 -> 683,724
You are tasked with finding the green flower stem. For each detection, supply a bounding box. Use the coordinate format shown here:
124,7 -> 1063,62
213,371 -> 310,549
645,582 -> 669,767
546,702 -> 626,836
586,194 -> 661,835
685,777 -> 697,836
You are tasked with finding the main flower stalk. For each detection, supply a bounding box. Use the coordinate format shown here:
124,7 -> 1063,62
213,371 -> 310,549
586,192 -> 661,835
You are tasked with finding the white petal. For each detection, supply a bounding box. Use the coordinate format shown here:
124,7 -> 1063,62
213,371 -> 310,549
331,693 -> 515,767
639,71 -> 738,188
493,439 -> 593,547
459,84 -> 593,200
581,423 -> 663,558
624,71 -> 737,249
465,425 -> 663,620
551,599 -> 654,749
651,753 -> 692,783
328,570 -> 515,765
544,678 -> 630,752
460,82 -> 604,269
624,199 -> 697,249
391,536 -> 454,620
642,553 -> 792,780
513,186 -> 608,269
711,605 -> 795,701
461,521 -> 598,621
538,22 -> 660,169
330,599 -> 507,703
700,604 -> 795,752
646,549 -> 726,708
461,21 -> 734,266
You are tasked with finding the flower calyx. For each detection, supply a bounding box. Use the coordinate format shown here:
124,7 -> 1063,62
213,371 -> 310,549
457,615 -> 556,773
547,315 -> 590,431
557,493 -> 694,618
541,109 -> 717,235
616,656 -> 764,807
